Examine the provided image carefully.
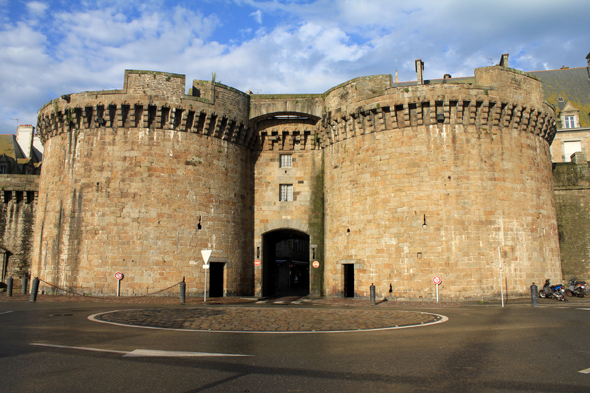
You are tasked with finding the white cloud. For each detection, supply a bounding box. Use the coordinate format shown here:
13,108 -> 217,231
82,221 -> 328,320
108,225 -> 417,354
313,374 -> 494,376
250,9 -> 262,24
1,0 -> 590,134
26,1 -> 48,17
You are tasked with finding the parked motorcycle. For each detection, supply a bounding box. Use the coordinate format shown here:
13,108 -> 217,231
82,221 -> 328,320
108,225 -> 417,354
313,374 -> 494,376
566,277 -> 587,298
539,279 -> 566,301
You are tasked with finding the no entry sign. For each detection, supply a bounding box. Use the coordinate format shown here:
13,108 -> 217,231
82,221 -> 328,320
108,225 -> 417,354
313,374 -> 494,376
114,272 -> 124,280
432,276 -> 442,285
312,261 -> 320,268
254,260 -> 261,267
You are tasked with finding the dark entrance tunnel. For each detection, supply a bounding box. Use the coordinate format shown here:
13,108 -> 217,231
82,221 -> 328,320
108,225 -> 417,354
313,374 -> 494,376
262,229 -> 310,297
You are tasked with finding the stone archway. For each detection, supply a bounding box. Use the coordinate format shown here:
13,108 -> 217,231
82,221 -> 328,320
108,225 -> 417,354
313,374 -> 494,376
262,229 -> 310,297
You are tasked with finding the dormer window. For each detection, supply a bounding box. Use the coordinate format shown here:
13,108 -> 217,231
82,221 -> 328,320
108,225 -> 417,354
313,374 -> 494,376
0,166 -> 6,174
565,116 -> 576,128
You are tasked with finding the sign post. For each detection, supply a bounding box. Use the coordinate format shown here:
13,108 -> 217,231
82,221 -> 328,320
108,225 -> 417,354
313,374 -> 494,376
115,272 -> 124,297
433,275 -> 442,302
498,247 -> 504,308
201,249 -> 212,302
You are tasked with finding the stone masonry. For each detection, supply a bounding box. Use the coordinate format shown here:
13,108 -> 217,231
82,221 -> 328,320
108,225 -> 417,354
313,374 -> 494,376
31,61 -> 561,301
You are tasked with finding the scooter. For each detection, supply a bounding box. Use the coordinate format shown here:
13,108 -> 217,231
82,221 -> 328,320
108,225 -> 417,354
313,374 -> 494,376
539,279 -> 566,301
566,277 -> 587,298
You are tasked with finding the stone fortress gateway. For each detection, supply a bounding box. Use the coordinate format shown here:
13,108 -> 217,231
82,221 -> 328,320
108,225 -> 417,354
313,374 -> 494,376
32,56 -> 562,301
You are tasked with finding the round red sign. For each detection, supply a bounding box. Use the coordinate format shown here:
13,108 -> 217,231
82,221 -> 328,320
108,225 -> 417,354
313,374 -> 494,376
312,261 -> 320,268
115,272 -> 124,280
254,260 -> 261,267
433,276 -> 442,285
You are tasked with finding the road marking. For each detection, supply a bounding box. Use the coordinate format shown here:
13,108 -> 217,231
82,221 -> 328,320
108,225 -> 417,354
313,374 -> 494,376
31,343 -> 128,354
30,343 -> 251,357
0,311 -> 13,315
579,368 -> 590,374
123,349 -> 251,357
577,308 -> 590,311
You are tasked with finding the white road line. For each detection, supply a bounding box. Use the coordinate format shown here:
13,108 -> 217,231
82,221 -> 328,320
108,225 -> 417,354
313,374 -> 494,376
30,343 -> 251,357
31,343 -> 128,354
123,349 -> 251,357
577,308 -> 590,311
578,368 -> 590,374
0,311 -> 13,315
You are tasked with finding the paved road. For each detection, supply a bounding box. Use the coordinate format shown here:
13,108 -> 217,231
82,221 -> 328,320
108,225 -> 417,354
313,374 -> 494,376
1,297 -> 590,392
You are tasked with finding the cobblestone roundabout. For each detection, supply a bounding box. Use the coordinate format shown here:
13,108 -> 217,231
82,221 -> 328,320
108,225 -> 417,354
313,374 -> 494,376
93,307 -> 445,332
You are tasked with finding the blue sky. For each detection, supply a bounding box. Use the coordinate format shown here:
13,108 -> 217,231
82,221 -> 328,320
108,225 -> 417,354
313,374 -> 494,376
1,0 -> 589,134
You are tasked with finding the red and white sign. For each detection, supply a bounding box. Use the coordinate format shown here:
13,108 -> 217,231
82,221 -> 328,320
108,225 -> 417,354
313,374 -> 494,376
312,261 -> 320,268
254,260 -> 261,267
432,276 -> 442,285
115,272 -> 124,280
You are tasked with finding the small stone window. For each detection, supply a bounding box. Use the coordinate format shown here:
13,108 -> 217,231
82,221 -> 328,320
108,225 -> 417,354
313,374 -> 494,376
0,166 -> 6,174
280,154 -> 292,168
279,184 -> 293,201
564,116 -> 576,129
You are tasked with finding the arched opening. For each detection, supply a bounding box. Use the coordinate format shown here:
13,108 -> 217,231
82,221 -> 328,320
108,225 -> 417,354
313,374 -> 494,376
262,229 -> 310,297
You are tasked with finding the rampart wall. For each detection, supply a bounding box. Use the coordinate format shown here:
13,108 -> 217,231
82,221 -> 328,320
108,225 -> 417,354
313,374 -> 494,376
553,153 -> 590,280
0,175 -> 39,285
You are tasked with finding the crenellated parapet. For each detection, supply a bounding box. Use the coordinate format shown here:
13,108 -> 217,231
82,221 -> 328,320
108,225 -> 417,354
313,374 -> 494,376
316,68 -> 557,149
37,102 -> 255,148
36,70 -> 255,148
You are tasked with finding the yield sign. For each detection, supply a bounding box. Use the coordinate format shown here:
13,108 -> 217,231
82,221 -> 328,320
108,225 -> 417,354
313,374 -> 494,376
201,249 -> 212,264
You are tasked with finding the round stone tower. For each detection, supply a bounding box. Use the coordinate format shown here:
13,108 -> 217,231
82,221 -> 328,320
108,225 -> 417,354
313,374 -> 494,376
32,70 -> 255,296
318,66 -> 560,301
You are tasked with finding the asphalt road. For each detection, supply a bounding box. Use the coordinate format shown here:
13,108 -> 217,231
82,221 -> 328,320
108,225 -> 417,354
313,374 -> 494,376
1,299 -> 589,392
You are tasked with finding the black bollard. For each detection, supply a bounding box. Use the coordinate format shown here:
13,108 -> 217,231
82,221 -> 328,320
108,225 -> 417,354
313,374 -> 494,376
531,282 -> 538,307
370,283 -> 376,306
180,277 -> 186,304
7,277 -> 13,297
22,276 -> 27,295
29,277 -> 39,302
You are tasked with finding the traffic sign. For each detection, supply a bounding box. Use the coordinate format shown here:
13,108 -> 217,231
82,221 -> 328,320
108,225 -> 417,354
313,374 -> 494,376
254,260 -> 260,267
201,249 -> 212,264
202,264 -> 210,269
312,261 -> 320,268
115,272 -> 124,280
433,276 -> 442,285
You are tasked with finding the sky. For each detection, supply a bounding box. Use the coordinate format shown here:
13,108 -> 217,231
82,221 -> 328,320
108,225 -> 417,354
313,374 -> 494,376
1,0 -> 589,134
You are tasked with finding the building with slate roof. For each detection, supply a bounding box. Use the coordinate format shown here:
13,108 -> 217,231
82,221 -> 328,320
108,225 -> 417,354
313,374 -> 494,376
529,53 -> 590,163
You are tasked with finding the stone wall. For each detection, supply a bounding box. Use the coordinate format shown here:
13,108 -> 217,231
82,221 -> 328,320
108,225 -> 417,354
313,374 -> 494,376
553,152 -> 590,280
0,175 -> 39,286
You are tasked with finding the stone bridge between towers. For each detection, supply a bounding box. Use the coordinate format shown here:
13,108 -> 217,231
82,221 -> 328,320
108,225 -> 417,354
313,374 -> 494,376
248,94 -> 324,123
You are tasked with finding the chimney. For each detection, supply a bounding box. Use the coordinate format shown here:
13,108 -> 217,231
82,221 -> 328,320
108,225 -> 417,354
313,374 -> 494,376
499,53 -> 509,68
16,125 -> 34,159
415,59 -> 424,84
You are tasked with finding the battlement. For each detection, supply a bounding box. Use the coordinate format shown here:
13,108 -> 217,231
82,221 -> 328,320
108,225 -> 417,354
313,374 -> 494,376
36,70 -> 254,148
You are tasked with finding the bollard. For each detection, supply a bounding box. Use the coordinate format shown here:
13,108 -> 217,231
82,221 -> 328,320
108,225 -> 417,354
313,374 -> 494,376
29,277 -> 39,302
180,277 -> 186,304
531,282 -> 539,307
22,276 -> 27,295
370,283 -> 376,306
7,277 -> 13,297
